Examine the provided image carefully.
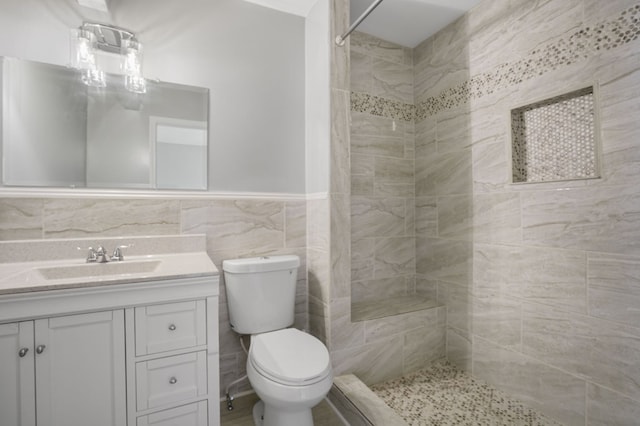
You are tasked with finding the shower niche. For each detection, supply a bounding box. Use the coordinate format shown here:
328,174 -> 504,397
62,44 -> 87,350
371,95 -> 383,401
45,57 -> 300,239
510,85 -> 601,183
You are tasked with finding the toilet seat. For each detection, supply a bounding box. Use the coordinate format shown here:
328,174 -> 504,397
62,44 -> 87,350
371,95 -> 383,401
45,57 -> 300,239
249,328 -> 331,386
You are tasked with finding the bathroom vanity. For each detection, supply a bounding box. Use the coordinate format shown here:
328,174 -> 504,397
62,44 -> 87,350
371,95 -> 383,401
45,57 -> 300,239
0,235 -> 220,426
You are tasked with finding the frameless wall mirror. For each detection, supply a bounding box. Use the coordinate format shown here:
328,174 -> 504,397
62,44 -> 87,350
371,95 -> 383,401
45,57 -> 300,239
0,56 -> 209,190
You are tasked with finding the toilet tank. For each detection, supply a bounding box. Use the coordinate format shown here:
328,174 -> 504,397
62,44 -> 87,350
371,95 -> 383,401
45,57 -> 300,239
222,255 -> 300,335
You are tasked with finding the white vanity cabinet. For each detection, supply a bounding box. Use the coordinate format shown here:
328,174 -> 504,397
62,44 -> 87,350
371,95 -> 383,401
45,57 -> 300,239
0,321 -> 36,426
0,310 -> 126,426
0,275 -> 219,426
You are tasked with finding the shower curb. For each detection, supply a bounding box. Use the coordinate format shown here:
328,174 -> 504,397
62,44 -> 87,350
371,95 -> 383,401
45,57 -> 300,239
330,374 -> 409,426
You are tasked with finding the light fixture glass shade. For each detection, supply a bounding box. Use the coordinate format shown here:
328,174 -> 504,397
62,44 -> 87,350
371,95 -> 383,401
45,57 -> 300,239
121,39 -> 146,93
71,28 -> 97,70
81,67 -> 106,88
122,39 -> 142,75
125,74 -> 147,94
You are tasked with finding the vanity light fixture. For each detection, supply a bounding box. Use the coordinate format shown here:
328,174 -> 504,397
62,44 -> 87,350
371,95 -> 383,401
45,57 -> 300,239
70,22 -> 146,93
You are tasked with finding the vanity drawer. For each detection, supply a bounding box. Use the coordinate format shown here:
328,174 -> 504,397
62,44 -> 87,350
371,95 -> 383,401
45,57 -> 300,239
135,301 -> 206,356
136,351 -> 208,411
136,401 -> 208,426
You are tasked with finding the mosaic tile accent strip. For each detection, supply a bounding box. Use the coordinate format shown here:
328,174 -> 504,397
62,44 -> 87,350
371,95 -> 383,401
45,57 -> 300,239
351,92 -> 416,122
511,86 -> 598,183
351,4 -> 640,122
371,360 -> 563,426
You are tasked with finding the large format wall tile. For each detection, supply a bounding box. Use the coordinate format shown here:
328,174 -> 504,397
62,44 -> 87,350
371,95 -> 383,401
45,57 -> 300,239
437,281 -> 471,333
472,192 -> 521,244
437,195 -> 472,240
331,193 -> 351,298
415,196 -> 437,236
403,324 -> 446,374
522,301 -> 640,398
331,88 -> 351,195
471,292 -> 521,350
522,185 -> 640,256
416,150 -> 473,197
598,64 -> 640,186
417,238 -> 472,285
332,336 -> 404,385
350,50 -> 372,93
352,276 -> 407,303
364,307 -> 442,344
350,31 -> 412,67
285,201 -> 307,248
351,133 -> 404,158
472,136 -> 509,193
181,200 -> 284,253
373,237 -> 415,279
330,297 -> 365,351
588,253 -> 640,327
372,58 -> 414,104
587,383 -> 640,426
0,199 -> 43,240
474,244 -> 587,314
446,327 -> 472,371
351,111 -> 400,138
473,337 -> 586,425
351,197 -> 407,240
44,199 -> 180,238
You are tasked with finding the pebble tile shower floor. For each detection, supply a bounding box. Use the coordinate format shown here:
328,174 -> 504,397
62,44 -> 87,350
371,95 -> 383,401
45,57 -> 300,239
370,360 -> 562,426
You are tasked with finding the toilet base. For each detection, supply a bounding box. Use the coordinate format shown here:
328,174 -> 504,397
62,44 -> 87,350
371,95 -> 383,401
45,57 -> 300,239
252,400 -> 264,425
252,399 -> 314,426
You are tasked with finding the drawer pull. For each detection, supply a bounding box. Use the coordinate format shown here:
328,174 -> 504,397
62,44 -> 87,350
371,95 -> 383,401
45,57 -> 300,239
18,348 -> 29,358
168,324 -> 177,331
36,345 -> 46,354
169,377 -> 178,385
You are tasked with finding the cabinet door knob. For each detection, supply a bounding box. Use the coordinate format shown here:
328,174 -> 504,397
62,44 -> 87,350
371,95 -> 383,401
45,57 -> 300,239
36,345 -> 46,354
169,377 -> 178,385
168,324 -> 177,331
18,348 -> 29,357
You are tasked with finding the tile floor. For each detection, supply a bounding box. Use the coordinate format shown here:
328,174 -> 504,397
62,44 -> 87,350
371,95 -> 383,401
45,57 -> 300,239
370,360 -> 563,426
220,393 -> 348,426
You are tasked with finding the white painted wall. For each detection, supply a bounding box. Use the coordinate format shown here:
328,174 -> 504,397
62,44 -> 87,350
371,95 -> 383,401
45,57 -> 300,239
0,0 -> 306,193
305,0 -> 330,194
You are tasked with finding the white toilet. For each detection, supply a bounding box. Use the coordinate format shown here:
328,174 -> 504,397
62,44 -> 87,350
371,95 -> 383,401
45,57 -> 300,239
222,255 -> 333,426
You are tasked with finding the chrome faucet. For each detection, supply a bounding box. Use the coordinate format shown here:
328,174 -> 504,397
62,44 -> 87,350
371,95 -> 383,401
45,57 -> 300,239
81,243 -> 132,263
94,246 -> 110,263
85,247 -> 98,263
111,245 -> 127,262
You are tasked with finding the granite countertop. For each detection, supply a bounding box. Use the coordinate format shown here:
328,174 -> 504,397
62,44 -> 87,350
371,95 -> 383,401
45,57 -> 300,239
0,235 -> 218,295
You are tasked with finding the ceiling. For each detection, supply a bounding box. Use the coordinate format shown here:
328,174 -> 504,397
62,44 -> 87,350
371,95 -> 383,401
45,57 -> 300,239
242,0 -> 481,48
350,0 -> 481,47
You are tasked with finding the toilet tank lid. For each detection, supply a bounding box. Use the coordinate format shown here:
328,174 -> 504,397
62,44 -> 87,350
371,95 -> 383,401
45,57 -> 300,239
222,255 -> 300,273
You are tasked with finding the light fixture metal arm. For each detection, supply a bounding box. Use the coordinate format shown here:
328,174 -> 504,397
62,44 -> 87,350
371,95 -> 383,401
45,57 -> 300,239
335,0 -> 385,46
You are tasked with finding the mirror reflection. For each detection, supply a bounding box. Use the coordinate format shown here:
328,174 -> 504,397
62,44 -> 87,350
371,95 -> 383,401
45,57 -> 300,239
1,57 -> 209,190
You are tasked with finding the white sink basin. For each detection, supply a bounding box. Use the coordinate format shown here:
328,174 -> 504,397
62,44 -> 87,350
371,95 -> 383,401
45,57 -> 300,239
36,260 -> 162,281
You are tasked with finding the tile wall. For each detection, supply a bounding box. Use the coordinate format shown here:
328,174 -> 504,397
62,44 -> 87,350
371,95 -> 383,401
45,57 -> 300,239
329,30 -> 446,385
0,196 -> 308,396
347,0 -> 640,423
350,32 -> 418,305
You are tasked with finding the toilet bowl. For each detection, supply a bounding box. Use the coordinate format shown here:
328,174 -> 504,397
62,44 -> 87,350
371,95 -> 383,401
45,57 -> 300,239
246,328 -> 332,426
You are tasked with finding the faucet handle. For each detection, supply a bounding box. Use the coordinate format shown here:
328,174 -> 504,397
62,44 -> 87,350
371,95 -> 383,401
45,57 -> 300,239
111,244 -> 133,262
78,246 -> 98,263
95,246 -> 109,263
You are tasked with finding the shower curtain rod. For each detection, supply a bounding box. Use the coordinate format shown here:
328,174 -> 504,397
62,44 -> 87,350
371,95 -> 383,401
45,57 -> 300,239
335,0 -> 385,46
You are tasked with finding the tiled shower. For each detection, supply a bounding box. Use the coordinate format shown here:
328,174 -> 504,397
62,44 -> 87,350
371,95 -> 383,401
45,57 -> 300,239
343,0 -> 640,424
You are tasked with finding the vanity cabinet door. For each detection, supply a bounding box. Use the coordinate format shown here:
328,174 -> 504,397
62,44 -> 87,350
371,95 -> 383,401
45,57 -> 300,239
0,322 -> 36,426
34,310 -> 126,426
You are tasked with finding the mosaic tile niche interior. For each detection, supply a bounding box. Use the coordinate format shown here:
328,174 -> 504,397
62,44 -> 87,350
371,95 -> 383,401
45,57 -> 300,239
347,1 -> 640,425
